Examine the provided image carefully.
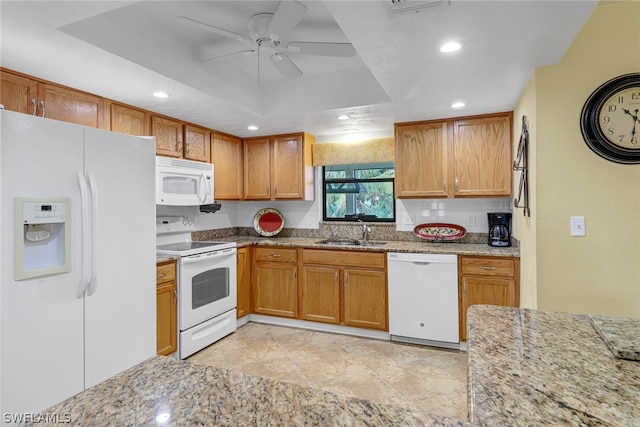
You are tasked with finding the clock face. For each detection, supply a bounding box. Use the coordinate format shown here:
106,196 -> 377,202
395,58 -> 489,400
598,86 -> 640,148
580,73 -> 640,164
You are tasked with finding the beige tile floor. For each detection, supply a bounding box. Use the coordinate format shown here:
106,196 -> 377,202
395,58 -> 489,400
188,322 -> 468,420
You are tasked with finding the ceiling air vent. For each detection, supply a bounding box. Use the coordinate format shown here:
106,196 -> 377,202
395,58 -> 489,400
387,0 -> 450,15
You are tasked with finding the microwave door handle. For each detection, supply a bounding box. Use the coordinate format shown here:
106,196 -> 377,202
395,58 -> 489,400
198,172 -> 207,204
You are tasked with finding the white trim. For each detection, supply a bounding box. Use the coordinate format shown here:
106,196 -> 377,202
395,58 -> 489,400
246,314 -> 390,341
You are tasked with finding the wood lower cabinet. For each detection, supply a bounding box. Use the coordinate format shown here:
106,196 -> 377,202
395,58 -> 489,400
156,260 -> 177,356
1,69 -> 105,128
458,255 -> 520,341
212,132 -> 243,200
236,247 -> 251,318
302,249 -> 387,331
252,247 -> 298,318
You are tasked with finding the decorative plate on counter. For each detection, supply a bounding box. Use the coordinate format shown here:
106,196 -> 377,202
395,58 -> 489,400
253,208 -> 285,237
413,223 -> 466,241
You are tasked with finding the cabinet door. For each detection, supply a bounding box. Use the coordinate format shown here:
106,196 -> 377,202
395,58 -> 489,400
39,83 -> 104,128
110,103 -> 149,136
0,70 -> 38,114
236,247 -> 251,318
459,276 -> 516,341
395,122 -> 449,198
272,134 -> 303,199
156,283 -> 177,356
212,132 -> 243,200
344,268 -> 387,331
243,138 -> 271,199
152,115 -> 184,157
453,114 -> 512,196
184,124 -> 211,162
301,266 -> 340,324
253,264 -> 298,318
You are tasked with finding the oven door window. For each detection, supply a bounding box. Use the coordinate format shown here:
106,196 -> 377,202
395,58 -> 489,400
191,267 -> 229,309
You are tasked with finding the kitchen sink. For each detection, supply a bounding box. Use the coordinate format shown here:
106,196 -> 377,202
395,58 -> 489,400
315,239 -> 387,247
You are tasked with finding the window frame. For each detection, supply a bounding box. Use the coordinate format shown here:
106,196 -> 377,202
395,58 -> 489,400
322,164 -> 396,223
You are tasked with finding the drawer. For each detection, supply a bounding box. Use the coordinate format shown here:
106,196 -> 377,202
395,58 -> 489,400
156,261 -> 176,285
460,256 -> 515,277
303,249 -> 385,269
254,247 -> 297,263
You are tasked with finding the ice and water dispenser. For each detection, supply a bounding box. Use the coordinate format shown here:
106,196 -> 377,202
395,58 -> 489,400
14,198 -> 71,280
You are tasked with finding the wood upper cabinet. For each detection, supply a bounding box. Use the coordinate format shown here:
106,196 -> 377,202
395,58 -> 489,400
252,247 -> 298,318
395,121 -> 449,198
110,103 -> 150,136
395,112 -> 512,198
156,260 -> 177,356
1,69 -> 105,128
458,255 -> 519,341
184,124 -> 211,162
243,133 -> 314,200
301,249 -> 387,331
1,69 -> 38,114
452,113 -> 512,197
152,115 -> 184,158
212,132 -> 243,200
236,247 -> 251,319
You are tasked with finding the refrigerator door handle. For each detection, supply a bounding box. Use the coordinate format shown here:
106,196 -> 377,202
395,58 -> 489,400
76,171 -> 91,298
86,172 -> 99,296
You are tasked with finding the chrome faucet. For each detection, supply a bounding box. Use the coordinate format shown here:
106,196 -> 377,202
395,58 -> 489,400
358,219 -> 370,241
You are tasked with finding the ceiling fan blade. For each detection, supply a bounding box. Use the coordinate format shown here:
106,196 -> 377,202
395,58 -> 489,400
286,42 -> 356,57
267,1 -> 308,40
202,49 -> 256,64
175,16 -> 252,44
269,53 -> 303,79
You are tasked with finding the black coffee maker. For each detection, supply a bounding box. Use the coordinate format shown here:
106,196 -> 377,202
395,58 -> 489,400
487,212 -> 512,247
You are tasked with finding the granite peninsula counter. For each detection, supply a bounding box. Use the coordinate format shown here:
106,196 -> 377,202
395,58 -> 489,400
33,305 -> 638,426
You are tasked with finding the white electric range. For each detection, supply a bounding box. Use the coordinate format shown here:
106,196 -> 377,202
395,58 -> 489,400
156,218 -> 237,359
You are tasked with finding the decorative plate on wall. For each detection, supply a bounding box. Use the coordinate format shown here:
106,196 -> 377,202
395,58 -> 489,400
413,223 -> 467,242
253,208 -> 285,237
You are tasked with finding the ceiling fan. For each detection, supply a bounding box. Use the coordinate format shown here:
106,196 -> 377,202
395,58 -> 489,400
176,1 -> 356,82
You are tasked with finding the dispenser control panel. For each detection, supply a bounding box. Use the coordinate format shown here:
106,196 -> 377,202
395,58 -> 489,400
22,202 -> 67,224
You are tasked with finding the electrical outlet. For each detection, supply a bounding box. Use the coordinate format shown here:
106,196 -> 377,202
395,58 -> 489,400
467,215 -> 476,227
570,216 -> 586,236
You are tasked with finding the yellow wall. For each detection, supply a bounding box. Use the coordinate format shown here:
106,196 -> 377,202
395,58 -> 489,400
515,1 -> 640,317
513,76 -> 537,309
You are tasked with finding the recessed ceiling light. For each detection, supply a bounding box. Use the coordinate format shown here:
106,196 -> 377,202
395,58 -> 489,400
440,41 -> 463,53
337,114 -> 350,120
247,125 -> 258,131
153,91 -> 170,98
451,101 -> 466,109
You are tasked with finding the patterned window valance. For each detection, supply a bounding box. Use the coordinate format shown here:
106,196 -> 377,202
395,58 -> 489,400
312,137 -> 395,166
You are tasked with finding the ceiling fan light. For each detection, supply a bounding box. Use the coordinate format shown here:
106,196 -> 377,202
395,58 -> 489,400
440,41 -> 463,53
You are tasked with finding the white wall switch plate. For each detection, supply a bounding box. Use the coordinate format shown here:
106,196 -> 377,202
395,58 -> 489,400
570,216 -> 586,236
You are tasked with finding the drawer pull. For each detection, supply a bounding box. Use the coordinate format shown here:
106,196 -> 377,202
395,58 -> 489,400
479,266 -> 496,270
270,254 -> 281,258
158,272 -> 167,277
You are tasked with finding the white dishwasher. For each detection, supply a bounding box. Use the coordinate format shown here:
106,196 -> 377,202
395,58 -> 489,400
387,252 -> 459,349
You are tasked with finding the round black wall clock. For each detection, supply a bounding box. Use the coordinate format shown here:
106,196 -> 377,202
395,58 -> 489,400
580,72 -> 640,164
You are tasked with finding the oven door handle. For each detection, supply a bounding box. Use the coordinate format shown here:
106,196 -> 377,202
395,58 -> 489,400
180,249 -> 236,265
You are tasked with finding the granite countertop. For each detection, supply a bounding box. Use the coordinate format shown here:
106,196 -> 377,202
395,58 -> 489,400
467,305 -> 640,426
33,356 -> 466,427
34,305 -> 639,425
209,235 -> 519,258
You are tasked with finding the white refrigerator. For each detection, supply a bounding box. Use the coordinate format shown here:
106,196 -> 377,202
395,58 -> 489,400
0,110 -> 156,419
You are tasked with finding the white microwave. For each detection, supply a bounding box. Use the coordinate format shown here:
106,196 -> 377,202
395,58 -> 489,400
156,156 -> 214,206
